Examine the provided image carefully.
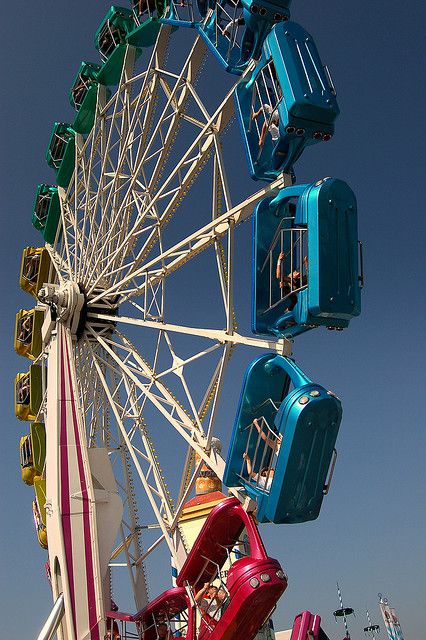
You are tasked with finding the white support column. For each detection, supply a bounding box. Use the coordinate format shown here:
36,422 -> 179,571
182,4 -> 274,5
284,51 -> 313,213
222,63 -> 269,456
45,324 -> 122,640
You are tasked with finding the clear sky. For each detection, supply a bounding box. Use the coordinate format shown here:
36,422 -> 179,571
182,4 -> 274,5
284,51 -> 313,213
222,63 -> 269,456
0,1 -> 425,639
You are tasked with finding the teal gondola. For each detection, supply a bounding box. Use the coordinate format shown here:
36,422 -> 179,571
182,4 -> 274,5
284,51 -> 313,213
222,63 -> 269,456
159,0 -> 200,28
95,6 -> 139,85
196,0 -> 291,74
197,0 -> 248,74
223,353 -> 342,524
235,22 -> 339,179
252,178 -> 362,338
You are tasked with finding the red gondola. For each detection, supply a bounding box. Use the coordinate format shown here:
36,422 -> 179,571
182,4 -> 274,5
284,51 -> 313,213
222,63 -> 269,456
109,498 -> 286,640
291,611 -> 321,640
133,588 -> 195,640
176,497 -> 287,640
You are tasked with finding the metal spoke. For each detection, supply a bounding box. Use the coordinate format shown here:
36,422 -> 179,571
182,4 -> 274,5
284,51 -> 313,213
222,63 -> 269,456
88,173 -> 290,306
88,314 -> 291,354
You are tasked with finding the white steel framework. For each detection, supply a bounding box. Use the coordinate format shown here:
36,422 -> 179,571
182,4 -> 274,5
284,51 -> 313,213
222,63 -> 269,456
39,24 -> 293,626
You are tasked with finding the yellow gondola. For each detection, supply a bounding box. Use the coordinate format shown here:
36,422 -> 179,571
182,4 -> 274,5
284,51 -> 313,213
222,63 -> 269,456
19,247 -> 51,298
20,435 -> 35,485
19,422 -> 46,485
14,365 -> 42,421
14,309 -> 44,360
32,478 -> 48,550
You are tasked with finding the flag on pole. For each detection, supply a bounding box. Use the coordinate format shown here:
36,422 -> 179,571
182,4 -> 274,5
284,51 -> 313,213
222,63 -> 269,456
378,597 -> 404,640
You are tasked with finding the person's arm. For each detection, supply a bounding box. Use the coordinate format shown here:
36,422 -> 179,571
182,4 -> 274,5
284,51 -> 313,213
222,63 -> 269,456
195,583 -> 210,603
258,121 -> 269,146
243,452 -> 257,479
253,418 -> 268,444
275,252 -> 285,280
253,419 -> 279,451
252,107 -> 263,120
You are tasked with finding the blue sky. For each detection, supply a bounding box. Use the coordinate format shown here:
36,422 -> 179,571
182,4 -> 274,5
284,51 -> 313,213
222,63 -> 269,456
0,1 -> 425,638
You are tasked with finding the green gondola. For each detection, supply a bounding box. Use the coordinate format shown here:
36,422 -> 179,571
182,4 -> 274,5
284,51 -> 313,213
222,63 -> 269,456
69,61 -> 110,134
95,6 -> 139,85
32,184 -> 61,243
127,0 -> 168,48
45,123 -> 75,189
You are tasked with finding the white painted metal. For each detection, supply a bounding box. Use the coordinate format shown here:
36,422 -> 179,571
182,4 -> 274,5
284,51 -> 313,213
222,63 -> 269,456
89,314 -> 291,353
44,324 -> 115,640
36,593 -> 65,640
41,23 -> 293,627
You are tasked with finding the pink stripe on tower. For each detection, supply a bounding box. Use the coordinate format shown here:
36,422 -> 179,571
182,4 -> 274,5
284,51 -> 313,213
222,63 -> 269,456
64,336 -> 101,640
60,331 -> 78,635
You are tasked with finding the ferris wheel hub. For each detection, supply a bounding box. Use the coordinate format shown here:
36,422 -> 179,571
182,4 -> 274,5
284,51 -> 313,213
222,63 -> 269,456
38,281 -> 85,336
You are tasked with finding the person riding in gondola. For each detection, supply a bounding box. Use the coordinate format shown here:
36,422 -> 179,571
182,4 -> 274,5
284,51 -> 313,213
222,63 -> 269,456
252,417 -> 282,455
222,15 -> 245,39
216,588 -> 229,616
72,77 -> 87,107
136,0 -> 158,16
252,104 -> 280,151
242,451 -> 275,491
157,622 -> 174,640
276,253 -> 308,310
23,254 -> 40,283
195,583 -> 222,631
17,377 -> 30,405
18,314 -> 33,344
106,620 -> 121,640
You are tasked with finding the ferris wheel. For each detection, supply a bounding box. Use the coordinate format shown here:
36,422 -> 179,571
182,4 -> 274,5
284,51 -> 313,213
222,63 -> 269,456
13,3 -> 362,640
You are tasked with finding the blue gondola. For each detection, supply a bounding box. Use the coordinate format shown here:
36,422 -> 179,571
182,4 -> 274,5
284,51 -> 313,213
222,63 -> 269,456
238,0 -> 291,63
223,354 -> 342,524
252,178 -> 362,338
197,0 -> 291,75
197,0 -> 247,72
235,21 -> 339,179
161,0 -> 201,28
195,0 -> 215,20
